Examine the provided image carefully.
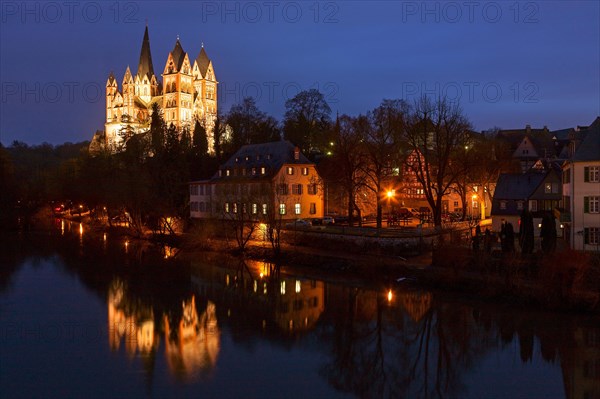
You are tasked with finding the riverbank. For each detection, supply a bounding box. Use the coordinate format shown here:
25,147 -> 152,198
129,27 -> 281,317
23,208 -> 600,314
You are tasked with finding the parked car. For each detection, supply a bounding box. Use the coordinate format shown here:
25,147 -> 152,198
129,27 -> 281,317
322,216 -> 335,225
285,219 -> 312,228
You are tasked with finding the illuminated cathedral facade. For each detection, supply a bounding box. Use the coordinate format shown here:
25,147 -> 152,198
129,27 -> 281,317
91,26 -> 218,153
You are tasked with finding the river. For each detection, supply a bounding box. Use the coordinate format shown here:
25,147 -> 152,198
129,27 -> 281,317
0,219 -> 598,398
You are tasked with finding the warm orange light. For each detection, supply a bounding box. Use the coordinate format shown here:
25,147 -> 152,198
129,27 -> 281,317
387,289 -> 393,302
387,190 -> 395,198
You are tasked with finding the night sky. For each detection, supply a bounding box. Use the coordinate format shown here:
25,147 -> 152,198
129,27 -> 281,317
1,1 -> 598,145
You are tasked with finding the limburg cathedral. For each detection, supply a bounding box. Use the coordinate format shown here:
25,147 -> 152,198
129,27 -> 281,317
90,26 -> 218,153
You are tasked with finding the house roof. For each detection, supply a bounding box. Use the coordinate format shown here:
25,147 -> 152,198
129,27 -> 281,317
215,140 -> 312,179
493,173 -> 546,200
571,117 -> 600,162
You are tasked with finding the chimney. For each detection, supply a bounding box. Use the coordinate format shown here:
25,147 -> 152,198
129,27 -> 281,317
294,146 -> 300,161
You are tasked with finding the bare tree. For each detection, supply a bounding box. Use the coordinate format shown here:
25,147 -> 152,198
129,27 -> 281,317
331,115 -> 368,226
403,96 -> 472,227
364,99 -> 408,228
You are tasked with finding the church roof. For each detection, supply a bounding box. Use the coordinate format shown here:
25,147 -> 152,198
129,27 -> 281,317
170,39 -> 186,71
195,46 -> 211,77
137,26 -> 155,80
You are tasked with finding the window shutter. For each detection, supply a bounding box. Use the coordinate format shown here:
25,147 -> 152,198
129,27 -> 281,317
584,167 -> 589,182
584,228 -> 589,244
584,197 -> 589,213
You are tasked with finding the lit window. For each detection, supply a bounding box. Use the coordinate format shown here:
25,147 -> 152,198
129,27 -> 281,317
295,203 -> 301,214
226,169 -> 230,177
280,281 -> 286,295
252,167 -> 257,175
279,203 -> 286,215
233,203 -> 238,213
545,183 -> 552,193
252,203 -> 258,214
302,167 -> 309,176
224,203 -> 230,213
287,167 -> 294,175
262,204 -> 267,215
295,280 -> 301,293
260,167 -> 266,175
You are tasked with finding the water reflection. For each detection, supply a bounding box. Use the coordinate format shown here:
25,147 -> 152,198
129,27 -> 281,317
107,277 -> 220,381
107,279 -> 158,356
1,227 -> 599,399
164,296 -> 220,380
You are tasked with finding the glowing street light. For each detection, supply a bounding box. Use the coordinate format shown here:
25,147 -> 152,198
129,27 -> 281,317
387,190 -> 395,199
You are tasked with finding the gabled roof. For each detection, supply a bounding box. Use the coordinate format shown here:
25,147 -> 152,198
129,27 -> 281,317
571,117 -> 600,162
136,26 -> 155,80
215,141 -> 311,179
170,39 -> 186,71
195,46 -> 211,77
493,172 -> 546,200
550,128 -> 573,141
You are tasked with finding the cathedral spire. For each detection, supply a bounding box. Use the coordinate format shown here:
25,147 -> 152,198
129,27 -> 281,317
137,25 -> 155,80
195,46 -> 211,78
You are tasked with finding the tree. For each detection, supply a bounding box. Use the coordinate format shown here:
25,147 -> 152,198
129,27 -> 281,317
403,96 -> 472,227
149,102 -> 166,155
519,209 -> 535,255
364,99 -> 408,228
225,97 -> 278,149
192,120 -> 209,156
540,212 -> 557,254
212,113 -> 224,161
283,89 -> 332,155
332,115 -> 368,226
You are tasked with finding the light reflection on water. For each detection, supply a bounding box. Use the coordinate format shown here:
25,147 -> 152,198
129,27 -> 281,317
0,227 -> 598,399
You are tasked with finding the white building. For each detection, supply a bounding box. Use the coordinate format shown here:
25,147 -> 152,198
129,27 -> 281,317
561,117 -> 600,251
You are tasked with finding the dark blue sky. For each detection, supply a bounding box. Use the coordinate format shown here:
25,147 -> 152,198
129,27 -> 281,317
1,1 -> 598,145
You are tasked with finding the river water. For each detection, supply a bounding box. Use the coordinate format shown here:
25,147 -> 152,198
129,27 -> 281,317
1,220 -> 598,398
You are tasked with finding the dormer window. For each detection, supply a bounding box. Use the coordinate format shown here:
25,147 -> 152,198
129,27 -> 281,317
235,157 -> 240,163
226,169 -> 230,177
245,156 -> 251,161
256,155 -> 261,160
266,154 -> 272,160
287,167 -> 294,175
302,167 -> 309,176
252,167 -> 257,176
261,167 -> 266,175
